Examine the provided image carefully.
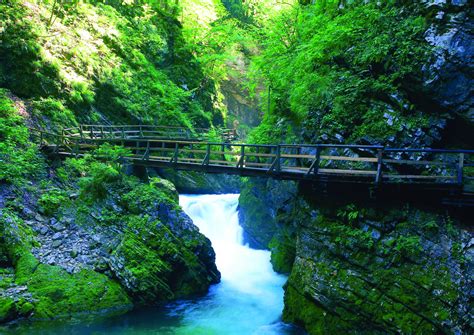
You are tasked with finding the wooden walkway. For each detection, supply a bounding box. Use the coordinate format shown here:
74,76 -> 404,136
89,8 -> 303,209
62,124 -> 238,142
30,126 -> 474,196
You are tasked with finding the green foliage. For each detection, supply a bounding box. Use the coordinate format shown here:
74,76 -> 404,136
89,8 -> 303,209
0,89 -> 43,185
121,178 -> 178,213
0,4 -> 61,98
393,235 -> 423,259
38,189 -> 68,217
0,0 -> 224,130
336,204 -> 361,224
77,161 -> 122,200
58,144 -> 131,200
30,98 -> 77,128
250,1 -> 433,144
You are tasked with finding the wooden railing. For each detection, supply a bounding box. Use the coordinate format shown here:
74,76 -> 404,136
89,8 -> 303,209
62,125 -> 238,142
29,126 -> 474,189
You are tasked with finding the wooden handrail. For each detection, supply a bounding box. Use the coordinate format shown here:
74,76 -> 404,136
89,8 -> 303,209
28,126 -> 474,189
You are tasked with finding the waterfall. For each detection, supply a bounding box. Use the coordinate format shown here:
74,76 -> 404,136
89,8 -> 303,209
175,194 -> 290,334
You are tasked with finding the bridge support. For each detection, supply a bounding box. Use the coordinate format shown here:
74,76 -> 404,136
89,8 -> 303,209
123,163 -> 149,182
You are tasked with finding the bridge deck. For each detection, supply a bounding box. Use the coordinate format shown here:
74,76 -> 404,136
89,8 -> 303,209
29,126 -> 474,198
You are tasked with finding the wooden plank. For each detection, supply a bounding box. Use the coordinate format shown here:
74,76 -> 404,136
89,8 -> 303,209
245,162 -> 272,167
320,155 -> 378,163
209,159 -> 234,165
281,154 -> 315,159
383,159 -> 447,166
385,175 -> 457,179
318,168 -> 377,175
246,152 -> 276,158
458,153 -> 464,184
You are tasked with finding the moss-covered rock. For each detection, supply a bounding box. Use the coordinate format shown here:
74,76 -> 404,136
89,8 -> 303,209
110,213 -> 220,304
0,155 -> 220,324
239,180 -> 473,334
15,253 -> 132,320
238,178 -> 298,249
0,297 -> 16,323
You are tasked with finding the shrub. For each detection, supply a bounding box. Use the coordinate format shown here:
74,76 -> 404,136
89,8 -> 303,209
30,98 -> 77,128
38,189 -> 68,217
0,89 -> 43,185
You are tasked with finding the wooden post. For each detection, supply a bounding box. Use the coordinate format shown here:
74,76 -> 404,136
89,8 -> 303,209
79,125 -> 84,140
315,146 -> 321,175
457,153 -> 464,185
276,145 -> 281,172
90,126 -> 94,139
173,142 -> 179,164
375,148 -> 384,184
202,143 -> 210,166
237,145 -> 245,168
74,141 -> 79,157
221,143 -> 225,162
306,146 -> 321,176
139,126 -> 144,138
144,141 -> 150,160
256,146 -> 260,164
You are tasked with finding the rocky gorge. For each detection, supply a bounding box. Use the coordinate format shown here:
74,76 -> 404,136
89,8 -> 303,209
1,0 -> 473,334
239,179 -> 473,334
0,172 -> 220,322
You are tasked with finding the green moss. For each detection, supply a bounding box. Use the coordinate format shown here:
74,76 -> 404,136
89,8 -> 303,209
18,301 -> 34,316
238,182 -> 277,247
0,89 -> 44,185
269,233 -> 295,274
121,178 -> 179,214
283,275 -> 353,334
0,297 -> 16,323
14,253 -> 132,320
282,206 -> 463,334
30,98 -> 77,129
113,214 -> 215,303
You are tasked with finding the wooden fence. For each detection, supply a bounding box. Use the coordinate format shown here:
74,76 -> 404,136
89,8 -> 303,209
29,127 -> 474,188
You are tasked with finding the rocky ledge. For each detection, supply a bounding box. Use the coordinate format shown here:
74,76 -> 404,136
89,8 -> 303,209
0,176 -> 220,323
239,179 -> 473,334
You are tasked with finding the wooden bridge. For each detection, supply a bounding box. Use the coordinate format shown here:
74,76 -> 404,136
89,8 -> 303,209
30,125 -> 474,205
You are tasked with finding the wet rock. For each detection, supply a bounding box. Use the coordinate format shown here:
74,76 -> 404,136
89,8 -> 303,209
240,178 -> 473,334
52,240 -> 62,248
52,232 -> 63,241
68,193 -> 79,200
34,214 -> 45,222
22,207 -> 34,218
94,259 -> 109,273
39,227 -> 48,235
51,223 -> 66,232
